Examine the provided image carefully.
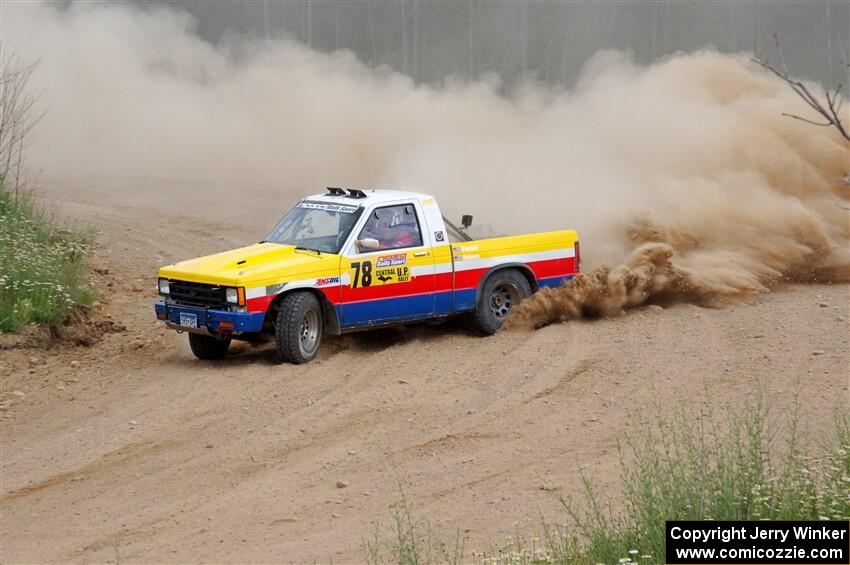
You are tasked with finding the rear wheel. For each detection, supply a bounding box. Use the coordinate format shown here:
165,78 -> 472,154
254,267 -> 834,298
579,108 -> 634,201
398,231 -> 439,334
188,333 -> 231,360
275,292 -> 323,364
472,269 -> 531,335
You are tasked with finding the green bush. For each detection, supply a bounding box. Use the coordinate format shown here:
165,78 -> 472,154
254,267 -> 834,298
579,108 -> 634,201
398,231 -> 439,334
0,180 -> 94,332
367,397 -> 850,565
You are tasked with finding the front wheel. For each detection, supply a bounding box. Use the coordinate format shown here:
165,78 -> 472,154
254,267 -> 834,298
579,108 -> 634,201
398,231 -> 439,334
275,292 -> 324,364
472,269 -> 532,335
188,333 -> 231,360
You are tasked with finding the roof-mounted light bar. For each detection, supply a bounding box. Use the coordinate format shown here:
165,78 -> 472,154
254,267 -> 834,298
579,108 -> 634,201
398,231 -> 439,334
326,186 -> 368,199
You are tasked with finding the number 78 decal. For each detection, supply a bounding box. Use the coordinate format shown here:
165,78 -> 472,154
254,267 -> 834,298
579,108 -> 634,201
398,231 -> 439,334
350,261 -> 373,288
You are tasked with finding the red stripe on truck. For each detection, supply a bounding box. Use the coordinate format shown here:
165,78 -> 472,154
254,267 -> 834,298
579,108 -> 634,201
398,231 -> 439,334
453,257 -> 575,290
245,256 -> 576,313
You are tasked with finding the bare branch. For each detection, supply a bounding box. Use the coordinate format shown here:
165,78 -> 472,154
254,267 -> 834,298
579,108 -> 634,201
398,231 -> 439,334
755,34 -> 850,212
0,47 -> 44,193
773,33 -> 790,76
780,113 -> 833,127
751,44 -> 850,141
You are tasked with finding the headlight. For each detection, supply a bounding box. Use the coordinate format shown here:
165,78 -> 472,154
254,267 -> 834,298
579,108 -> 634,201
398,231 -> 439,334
226,287 -> 245,306
158,278 -> 170,295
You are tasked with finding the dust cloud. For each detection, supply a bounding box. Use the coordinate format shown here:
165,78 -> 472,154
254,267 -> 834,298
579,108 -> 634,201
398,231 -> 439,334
4,2 -> 849,323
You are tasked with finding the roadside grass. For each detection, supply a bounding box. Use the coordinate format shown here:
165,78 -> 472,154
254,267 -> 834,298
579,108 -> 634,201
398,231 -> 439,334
365,395 -> 850,564
0,180 -> 94,332
558,396 -> 850,565
363,480 -> 465,565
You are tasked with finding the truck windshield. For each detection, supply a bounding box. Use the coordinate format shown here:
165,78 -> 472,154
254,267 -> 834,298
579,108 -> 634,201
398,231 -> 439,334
263,201 -> 364,254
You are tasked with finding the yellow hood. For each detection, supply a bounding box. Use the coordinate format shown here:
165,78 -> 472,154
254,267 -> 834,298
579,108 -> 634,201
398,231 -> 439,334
158,242 -> 338,286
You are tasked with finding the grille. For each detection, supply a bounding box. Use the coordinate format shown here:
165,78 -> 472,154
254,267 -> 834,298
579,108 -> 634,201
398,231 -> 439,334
168,280 -> 228,309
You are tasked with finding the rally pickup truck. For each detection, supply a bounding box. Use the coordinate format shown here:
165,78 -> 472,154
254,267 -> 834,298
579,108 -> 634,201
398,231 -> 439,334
155,188 -> 579,363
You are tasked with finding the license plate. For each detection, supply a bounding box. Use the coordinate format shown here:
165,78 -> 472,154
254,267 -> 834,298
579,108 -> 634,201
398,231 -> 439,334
179,313 -> 198,329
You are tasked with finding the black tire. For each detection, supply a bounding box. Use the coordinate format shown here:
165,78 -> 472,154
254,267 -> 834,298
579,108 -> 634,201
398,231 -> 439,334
472,269 -> 532,335
188,333 -> 231,360
275,292 -> 323,364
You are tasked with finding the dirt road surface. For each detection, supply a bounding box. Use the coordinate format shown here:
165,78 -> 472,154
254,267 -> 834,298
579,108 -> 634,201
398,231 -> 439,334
1,183 -> 848,563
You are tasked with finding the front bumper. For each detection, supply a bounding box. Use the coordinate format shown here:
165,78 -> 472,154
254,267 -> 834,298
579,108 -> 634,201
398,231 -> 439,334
154,300 -> 265,334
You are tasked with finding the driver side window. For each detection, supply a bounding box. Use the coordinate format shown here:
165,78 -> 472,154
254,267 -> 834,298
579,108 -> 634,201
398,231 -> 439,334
358,204 -> 422,252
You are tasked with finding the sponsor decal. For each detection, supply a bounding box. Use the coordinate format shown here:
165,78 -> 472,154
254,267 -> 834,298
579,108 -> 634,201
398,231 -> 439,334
453,244 -> 478,253
434,230 -> 445,242
315,276 -> 340,287
422,198 -> 435,205
298,201 -> 358,214
376,253 -> 407,267
376,266 -> 411,284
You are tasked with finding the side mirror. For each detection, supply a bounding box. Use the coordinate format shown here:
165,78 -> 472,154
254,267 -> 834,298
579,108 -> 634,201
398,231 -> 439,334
357,238 -> 379,251
461,215 -> 473,229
